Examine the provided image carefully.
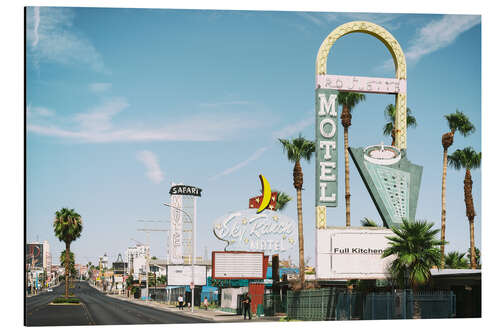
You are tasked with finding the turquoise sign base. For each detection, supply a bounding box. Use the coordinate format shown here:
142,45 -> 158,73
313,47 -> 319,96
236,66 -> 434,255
349,147 -> 423,228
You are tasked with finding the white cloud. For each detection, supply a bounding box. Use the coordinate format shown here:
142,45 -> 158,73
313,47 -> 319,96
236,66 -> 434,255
74,98 -> 128,132
137,150 -> 164,184
26,7 -> 107,72
272,116 -> 314,140
27,105 -> 55,117
27,98 -> 263,143
376,14 -> 480,74
89,83 -> 112,93
405,15 -> 480,64
199,101 -> 249,107
209,147 -> 269,181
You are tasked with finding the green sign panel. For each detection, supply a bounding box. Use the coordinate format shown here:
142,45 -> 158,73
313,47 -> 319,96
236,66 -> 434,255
349,146 -> 423,228
315,88 -> 339,207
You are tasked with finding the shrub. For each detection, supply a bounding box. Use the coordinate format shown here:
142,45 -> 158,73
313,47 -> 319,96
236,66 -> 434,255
53,297 -> 80,304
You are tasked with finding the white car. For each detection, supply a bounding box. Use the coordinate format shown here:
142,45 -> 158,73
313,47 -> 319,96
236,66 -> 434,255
47,288 -> 53,292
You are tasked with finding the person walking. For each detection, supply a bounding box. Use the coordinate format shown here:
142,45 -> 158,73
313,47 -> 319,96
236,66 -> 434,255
203,297 -> 209,310
242,293 -> 252,320
178,294 -> 184,310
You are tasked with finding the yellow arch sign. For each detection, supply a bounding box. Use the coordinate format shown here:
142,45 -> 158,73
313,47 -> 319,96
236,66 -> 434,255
316,21 -> 407,150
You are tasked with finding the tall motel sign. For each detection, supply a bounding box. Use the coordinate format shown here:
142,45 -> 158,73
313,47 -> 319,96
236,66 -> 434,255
314,21 -> 423,279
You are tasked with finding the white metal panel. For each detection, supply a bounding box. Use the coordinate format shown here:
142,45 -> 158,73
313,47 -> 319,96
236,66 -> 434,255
213,252 -> 263,279
316,227 -> 395,279
167,265 -> 207,286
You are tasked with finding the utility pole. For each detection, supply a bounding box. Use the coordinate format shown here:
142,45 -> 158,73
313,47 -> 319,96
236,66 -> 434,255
137,219 -> 169,304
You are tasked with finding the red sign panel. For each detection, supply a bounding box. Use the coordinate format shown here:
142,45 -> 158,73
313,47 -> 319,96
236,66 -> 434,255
249,192 -> 278,210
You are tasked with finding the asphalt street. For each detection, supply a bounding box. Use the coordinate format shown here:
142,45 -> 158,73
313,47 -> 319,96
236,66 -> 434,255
25,281 -> 210,326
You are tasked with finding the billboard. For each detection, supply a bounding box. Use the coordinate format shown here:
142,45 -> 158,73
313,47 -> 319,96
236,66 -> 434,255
212,251 -> 266,279
26,243 -> 44,269
212,209 -> 298,256
167,265 -> 207,286
315,88 -> 339,207
316,227 -> 395,279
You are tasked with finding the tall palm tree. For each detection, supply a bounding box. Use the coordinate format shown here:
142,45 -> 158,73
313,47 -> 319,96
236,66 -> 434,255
275,191 -> 292,211
278,134 -> 315,288
448,147 -> 481,269
382,104 -> 417,146
382,219 -> 443,318
444,251 -> 469,269
467,247 -> 481,269
53,208 -> 83,298
337,92 -> 365,227
440,111 -> 475,268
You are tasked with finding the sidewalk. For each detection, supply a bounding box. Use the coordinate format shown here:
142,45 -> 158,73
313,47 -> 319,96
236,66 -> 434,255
107,294 -> 284,323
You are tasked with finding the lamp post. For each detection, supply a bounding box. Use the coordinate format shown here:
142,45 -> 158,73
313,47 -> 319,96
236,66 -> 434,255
163,202 -> 195,313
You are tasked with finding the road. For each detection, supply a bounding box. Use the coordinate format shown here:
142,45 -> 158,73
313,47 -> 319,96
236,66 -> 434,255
26,281 -> 210,326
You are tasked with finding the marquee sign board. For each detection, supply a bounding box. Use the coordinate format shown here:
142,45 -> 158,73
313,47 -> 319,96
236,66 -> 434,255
315,88 -> 339,207
26,243 -> 44,268
349,146 -> 423,228
212,209 -> 298,256
212,251 -> 267,279
316,227 -> 396,280
167,265 -> 207,286
316,74 -> 407,94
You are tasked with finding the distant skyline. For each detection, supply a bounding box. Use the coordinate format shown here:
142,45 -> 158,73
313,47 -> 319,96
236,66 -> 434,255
25,7 -> 481,266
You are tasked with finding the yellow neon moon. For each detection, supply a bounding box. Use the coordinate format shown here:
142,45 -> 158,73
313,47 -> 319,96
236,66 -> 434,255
257,174 -> 271,213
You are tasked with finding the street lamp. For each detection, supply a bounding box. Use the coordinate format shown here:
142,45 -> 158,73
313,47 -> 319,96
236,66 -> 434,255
163,202 -> 195,313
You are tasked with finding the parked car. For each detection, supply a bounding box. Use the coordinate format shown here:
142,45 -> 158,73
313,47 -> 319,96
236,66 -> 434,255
47,288 -> 53,292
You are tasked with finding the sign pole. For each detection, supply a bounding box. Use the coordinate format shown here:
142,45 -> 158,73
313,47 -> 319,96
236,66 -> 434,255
192,197 -> 196,313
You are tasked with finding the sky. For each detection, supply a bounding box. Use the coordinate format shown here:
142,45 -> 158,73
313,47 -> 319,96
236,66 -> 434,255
24,6 -> 482,267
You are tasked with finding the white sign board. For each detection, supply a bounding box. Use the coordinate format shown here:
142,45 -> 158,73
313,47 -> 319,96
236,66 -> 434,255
316,227 -> 395,279
213,252 -> 264,279
167,265 -> 206,286
316,74 -> 407,94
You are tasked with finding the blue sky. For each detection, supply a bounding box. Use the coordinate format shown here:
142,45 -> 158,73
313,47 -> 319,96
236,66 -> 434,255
25,7 -> 482,266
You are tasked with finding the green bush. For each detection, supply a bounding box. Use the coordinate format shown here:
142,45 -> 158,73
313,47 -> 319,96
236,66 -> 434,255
53,297 -> 80,304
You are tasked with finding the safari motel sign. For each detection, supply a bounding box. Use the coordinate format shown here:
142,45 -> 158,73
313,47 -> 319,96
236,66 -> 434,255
169,185 -> 202,197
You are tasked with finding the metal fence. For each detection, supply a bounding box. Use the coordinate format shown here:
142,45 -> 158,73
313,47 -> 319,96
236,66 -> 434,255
284,289 -> 456,321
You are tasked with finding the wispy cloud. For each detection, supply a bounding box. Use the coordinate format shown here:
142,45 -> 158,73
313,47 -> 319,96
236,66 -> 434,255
376,14 -> 480,73
26,7 -> 107,72
137,150 -> 164,184
209,147 -> 269,181
208,115 -> 315,180
199,101 -> 250,107
27,105 -> 55,117
298,12 -> 402,30
272,115 -> 314,140
405,15 -> 480,64
89,83 -> 112,93
27,99 -> 263,143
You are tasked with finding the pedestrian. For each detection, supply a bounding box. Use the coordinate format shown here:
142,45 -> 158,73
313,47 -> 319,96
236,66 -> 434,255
242,293 -> 252,320
203,296 -> 209,310
178,294 -> 184,310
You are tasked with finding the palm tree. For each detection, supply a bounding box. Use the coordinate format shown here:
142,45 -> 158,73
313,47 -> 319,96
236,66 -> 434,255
382,219 -> 442,318
448,147 -> 481,269
337,92 -> 365,227
275,191 -> 292,211
444,251 -> 469,269
440,111 -> 475,268
382,104 -> 417,146
467,247 -> 481,268
278,134 -> 315,288
53,207 -> 83,298
360,217 -> 379,227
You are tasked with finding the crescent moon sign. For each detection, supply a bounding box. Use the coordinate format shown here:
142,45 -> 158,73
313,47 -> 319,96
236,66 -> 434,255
257,174 -> 272,213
